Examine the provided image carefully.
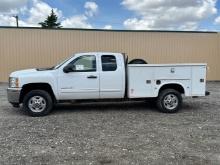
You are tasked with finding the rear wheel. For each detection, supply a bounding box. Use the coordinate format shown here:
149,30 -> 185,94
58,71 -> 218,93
23,90 -> 53,117
156,89 -> 182,113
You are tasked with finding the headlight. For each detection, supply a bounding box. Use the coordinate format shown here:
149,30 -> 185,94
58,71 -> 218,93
9,77 -> 19,88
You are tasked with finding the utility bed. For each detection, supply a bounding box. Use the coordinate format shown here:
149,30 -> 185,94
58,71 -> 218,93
127,64 -> 207,98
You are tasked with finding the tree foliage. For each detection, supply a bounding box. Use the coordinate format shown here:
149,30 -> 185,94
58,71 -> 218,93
39,9 -> 61,28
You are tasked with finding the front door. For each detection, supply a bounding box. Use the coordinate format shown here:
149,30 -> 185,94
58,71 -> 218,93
58,54 -> 99,100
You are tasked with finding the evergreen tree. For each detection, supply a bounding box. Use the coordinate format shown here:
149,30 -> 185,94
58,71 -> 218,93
39,9 -> 61,28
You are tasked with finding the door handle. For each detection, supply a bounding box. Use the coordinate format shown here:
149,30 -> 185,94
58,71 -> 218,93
87,75 -> 97,79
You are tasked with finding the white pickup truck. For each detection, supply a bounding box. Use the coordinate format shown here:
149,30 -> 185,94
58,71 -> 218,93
7,52 -> 209,116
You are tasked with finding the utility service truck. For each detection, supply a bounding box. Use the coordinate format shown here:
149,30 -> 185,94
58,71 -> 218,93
7,52 -> 209,116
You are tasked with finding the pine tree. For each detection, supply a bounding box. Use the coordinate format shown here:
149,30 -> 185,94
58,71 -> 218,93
39,9 -> 61,28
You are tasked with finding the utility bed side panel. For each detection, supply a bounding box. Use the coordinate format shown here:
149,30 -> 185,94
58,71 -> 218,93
127,66 -> 154,98
191,66 -> 207,96
127,64 -> 207,98
154,66 -> 191,80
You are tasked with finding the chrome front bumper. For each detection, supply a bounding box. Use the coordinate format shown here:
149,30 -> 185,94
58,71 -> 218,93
7,88 -> 21,104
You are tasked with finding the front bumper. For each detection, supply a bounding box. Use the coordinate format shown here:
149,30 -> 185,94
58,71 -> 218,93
7,88 -> 22,104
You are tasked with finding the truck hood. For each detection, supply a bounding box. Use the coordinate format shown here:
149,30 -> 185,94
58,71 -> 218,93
10,67 -> 56,77
10,69 -> 38,77
10,66 -> 57,77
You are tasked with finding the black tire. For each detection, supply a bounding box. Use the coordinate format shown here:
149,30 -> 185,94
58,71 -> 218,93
156,89 -> 182,113
128,59 -> 147,64
23,90 -> 53,117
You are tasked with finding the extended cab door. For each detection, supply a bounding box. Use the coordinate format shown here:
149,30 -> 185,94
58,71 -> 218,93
99,53 -> 125,98
58,54 -> 99,100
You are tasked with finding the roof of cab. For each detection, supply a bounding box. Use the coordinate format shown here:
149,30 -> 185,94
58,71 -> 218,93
75,52 -> 123,55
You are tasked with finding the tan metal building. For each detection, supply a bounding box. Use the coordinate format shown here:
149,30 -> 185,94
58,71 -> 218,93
0,27 -> 220,82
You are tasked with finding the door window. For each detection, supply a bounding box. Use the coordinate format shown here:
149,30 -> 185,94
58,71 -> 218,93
70,55 -> 96,72
101,55 -> 117,71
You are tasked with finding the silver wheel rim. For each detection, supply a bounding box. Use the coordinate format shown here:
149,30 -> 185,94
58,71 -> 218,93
163,94 -> 178,110
28,96 -> 46,113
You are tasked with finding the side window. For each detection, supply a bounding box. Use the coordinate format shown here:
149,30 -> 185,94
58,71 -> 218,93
101,55 -> 117,71
70,55 -> 96,72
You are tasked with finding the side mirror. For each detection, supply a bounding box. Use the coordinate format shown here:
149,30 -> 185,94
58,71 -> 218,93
63,64 -> 75,73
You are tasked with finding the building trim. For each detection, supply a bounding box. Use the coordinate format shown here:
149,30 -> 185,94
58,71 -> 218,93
0,26 -> 217,34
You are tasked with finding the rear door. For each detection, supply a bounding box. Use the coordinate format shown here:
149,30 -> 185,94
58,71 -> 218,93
99,54 -> 125,98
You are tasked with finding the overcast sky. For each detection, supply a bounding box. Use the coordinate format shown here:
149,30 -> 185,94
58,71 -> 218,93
0,0 -> 220,31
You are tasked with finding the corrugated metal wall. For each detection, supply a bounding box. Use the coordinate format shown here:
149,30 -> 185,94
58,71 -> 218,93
0,27 -> 219,82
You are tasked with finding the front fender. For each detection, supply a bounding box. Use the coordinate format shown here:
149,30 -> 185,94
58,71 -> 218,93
19,71 -> 58,99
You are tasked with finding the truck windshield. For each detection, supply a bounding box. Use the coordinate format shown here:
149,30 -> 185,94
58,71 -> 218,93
54,55 -> 75,69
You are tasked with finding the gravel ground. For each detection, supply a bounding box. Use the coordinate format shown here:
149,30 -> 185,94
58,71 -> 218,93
0,82 -> 220,165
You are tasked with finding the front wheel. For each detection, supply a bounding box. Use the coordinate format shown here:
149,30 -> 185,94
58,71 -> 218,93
156,89 -> 182,113
23,90 -> 53,117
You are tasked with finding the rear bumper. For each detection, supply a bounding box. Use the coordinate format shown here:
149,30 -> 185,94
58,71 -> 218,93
205,91 -> 210,96
7,88 -> 21,104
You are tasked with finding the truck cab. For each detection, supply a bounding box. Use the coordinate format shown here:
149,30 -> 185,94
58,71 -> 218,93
7,52 -> 209,116
59,52 -> 126,100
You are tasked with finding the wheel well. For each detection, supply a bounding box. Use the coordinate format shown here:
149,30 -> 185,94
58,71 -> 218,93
159,84 -> 185,94
19,83 -> 56,103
